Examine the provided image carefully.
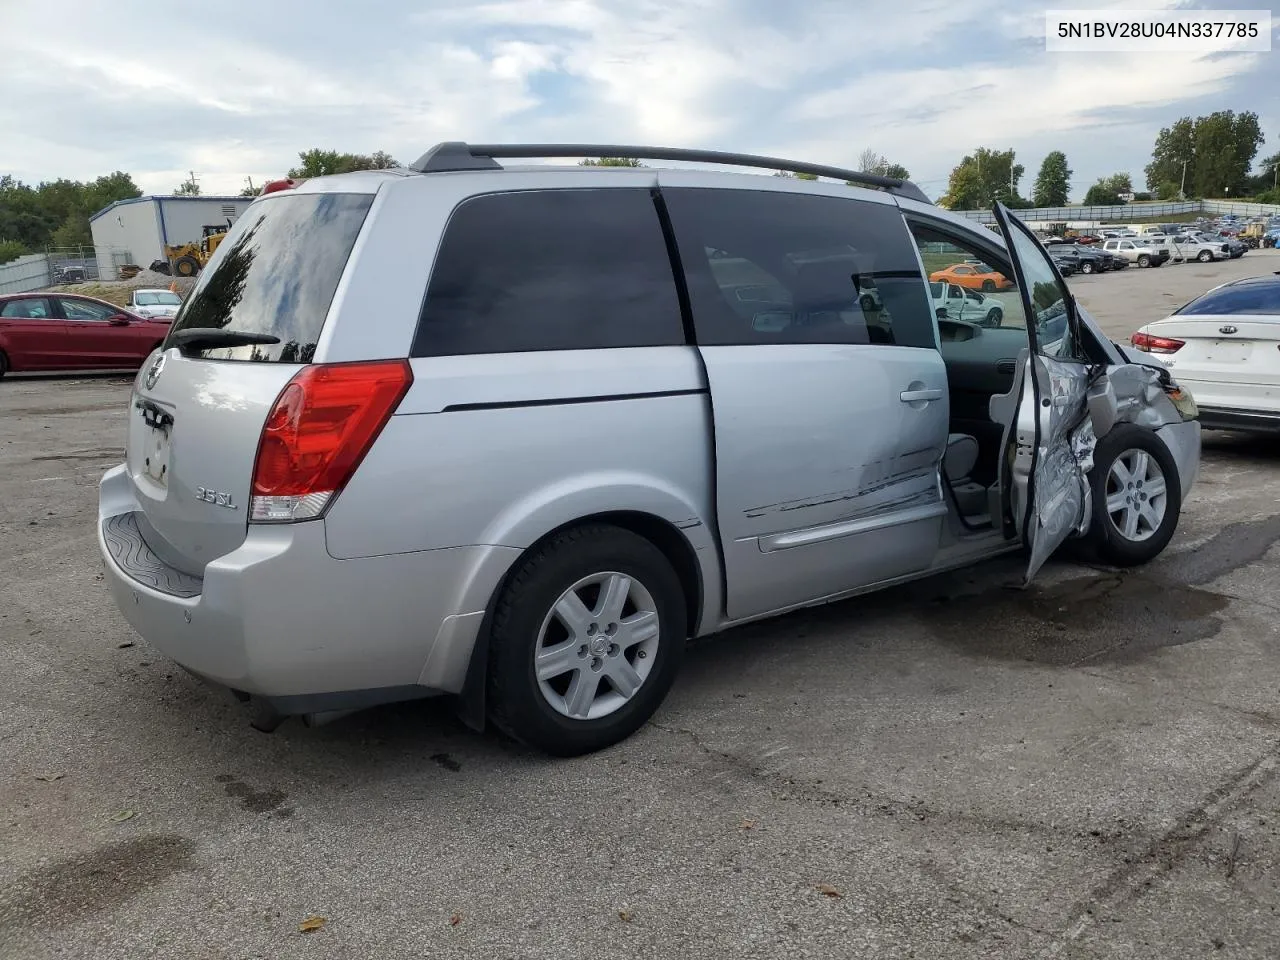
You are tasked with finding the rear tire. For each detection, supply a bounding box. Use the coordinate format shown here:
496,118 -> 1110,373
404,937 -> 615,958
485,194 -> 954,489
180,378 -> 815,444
1087,424 -> 1181,567
173,256 -> 200,277
0,350 -> 8,378
982,280 -> 996,292
1137,254 -> 1150,267
487,524 -> 687,756
1080,261 -> 1094,275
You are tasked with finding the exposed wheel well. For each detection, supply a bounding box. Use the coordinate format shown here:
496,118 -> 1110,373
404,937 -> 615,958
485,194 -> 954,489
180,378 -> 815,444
520,511 -> 703,637
456,511 -> 707,734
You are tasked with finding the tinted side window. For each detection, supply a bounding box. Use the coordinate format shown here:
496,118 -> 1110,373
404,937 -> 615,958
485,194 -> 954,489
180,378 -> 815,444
663,188 -> 935,349
413,189 -> 683,357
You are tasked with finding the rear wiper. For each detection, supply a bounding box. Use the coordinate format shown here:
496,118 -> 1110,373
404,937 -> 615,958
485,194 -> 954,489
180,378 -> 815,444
167,329 -> 281,352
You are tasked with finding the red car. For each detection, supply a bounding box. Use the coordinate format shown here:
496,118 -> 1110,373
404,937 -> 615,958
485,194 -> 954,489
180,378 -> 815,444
0,292 -> 173,377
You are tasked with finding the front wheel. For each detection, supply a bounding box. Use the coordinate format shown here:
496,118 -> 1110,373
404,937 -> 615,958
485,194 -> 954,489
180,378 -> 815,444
981,280 -> 996,292
487,525 -> 687,756
1137,254 -> 1150,267
985,307 -> 1003,327
1197,250 -> 1212,262
1087,425 -> 1181,567
173,256 -> 200,277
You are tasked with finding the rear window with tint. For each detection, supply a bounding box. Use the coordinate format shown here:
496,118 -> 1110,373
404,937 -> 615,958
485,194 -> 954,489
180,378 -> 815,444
167,192 -> 373,361
1175,281 -> 1280,317
412,189 -> 684,357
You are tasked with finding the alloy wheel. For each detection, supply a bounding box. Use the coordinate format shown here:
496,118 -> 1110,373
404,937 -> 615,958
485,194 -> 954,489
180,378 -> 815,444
1105,449 -> 1168,542
534,571 -> 661,720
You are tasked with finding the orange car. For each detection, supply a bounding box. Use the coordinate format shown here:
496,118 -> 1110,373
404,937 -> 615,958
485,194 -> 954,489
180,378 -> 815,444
929,262 -> 1014,292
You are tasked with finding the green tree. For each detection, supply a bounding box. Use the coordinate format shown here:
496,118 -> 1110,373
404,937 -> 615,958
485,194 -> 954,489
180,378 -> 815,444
174,177 -> 200,196
0,239 -> 26,264
1145,113 -> 1263,197
0,176 -> 57,248
0,171 -> 140,251
939,148 -> 1024,209
288,149 -> 401,178
1082,173 -> 1132,206
1244,150 -> 1279,196
83,172 -> 142,214
1031,151 -> 1072,206
579,157 -> 645,167
1145,117 -> 1195,194
1191,111 -> 1262,197
50,214 -> 91,248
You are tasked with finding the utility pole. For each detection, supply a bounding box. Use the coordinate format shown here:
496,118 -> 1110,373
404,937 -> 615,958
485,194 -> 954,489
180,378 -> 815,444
1179,158 -> 1189,200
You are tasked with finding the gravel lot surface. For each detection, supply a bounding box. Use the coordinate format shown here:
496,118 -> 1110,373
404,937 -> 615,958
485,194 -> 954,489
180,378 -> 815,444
3,250 -> 1280,959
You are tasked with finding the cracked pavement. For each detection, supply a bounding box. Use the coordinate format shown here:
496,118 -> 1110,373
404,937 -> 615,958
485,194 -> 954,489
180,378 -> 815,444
4,254 -> 1280,959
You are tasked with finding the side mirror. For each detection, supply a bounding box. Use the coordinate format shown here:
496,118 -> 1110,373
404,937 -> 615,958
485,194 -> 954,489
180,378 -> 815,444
108,315 -> 131,326
935,307 -> 949,320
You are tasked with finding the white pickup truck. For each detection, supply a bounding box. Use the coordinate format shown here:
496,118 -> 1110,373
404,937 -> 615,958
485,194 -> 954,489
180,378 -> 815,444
1101,238 -> 1169,267
928,280 -> 1004,326
1144,233 -> 1230,263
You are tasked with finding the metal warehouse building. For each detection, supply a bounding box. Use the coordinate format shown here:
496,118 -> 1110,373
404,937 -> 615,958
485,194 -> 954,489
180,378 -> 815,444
89,195 -> 255,279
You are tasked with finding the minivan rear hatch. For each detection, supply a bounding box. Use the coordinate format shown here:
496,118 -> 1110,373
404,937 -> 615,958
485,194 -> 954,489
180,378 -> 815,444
126,190 -> 374,575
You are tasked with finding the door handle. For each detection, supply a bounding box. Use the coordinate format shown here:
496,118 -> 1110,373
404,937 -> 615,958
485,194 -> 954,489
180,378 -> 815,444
900,388 -> 943,403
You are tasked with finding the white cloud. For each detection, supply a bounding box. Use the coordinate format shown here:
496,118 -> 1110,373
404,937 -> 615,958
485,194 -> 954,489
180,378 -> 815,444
0,0 -> 1273,198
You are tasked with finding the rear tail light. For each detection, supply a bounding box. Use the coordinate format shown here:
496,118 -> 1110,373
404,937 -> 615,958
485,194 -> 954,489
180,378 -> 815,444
250,360 -> 413,523
1131,331 -> 1185,354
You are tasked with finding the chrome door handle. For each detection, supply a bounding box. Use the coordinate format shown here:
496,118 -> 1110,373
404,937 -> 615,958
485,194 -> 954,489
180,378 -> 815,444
900,388 -> 943,403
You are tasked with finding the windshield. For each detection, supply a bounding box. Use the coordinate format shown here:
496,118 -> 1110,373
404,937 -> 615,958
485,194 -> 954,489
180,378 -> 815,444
167,192 -> 373,361
135,292 -> 181,306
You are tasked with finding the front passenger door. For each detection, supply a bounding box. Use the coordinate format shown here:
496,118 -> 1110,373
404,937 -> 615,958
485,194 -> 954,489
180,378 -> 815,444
661,182 -> 951,621
53,297 -> 126,368
992,203 -> 1095,581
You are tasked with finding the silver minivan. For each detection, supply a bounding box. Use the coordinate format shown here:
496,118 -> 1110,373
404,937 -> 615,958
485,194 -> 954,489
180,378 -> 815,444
98,143 -> 1201,755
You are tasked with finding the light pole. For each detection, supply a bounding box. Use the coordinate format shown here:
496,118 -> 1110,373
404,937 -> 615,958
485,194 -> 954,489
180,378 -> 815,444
1179,157 -> 1189,201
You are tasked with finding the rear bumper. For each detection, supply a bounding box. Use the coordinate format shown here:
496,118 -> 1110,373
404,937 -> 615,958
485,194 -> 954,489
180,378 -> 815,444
97,464 -> 518,713
1196,406 -> 1280,434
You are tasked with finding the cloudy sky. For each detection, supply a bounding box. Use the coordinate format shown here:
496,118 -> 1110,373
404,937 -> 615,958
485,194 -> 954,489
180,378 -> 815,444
0,0 -> 1275,202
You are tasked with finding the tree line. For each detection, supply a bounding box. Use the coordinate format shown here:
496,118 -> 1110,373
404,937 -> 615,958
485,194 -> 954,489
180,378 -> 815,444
939,110 -> 1277,210
3,123 -> 1276,266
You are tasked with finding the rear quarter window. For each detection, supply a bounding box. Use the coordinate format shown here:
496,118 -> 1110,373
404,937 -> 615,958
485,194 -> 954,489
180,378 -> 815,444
412,188 -> 684,357
167,192 -> 374,362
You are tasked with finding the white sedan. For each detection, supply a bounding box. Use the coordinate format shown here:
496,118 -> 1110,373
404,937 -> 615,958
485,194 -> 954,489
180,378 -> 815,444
1130,274 -> 1280,432
126,288 -> 183,319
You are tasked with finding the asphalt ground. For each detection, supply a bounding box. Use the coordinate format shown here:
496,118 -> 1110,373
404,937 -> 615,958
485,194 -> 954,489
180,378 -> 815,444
3,249 -> 1280,959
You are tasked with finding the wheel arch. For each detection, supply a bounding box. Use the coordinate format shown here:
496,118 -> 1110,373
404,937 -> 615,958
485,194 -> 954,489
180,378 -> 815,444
454,508 -> 720,734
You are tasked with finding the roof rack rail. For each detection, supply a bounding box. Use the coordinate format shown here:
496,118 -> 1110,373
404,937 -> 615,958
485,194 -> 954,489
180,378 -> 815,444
409,142 -> 932,204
